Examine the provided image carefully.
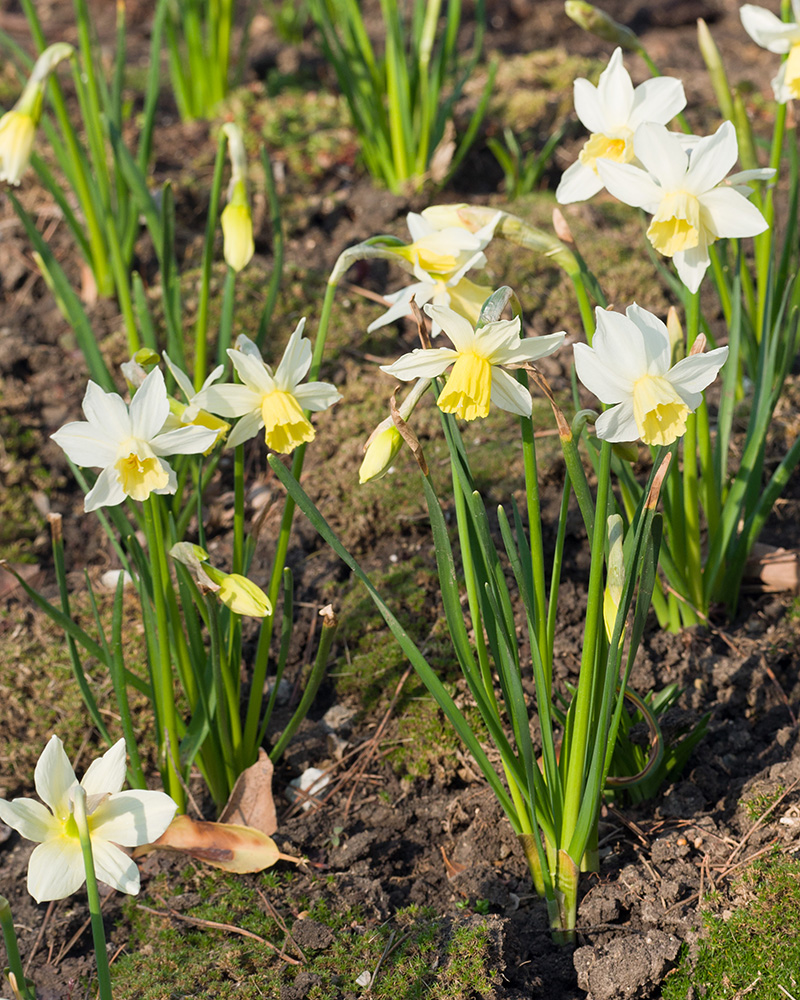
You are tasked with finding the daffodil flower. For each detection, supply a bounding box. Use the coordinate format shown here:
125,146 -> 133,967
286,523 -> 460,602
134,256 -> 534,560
556,48 -> 686,204
596,121 -> 770,292
741,1 -> 800,103
0,736 -> 176,903
573,304 -> 728,446
162,353 -> 230,449
368,211 -> 498,336
381,303 -> 565,422
197,321 -> 341,454
51,368 -> 218,512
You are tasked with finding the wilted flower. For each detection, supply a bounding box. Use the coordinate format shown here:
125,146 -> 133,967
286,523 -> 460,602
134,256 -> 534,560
573,303 -> 728,446
597,121 -> 771,292
51,368 -> 218,511
740,1 -> 800,103
197,322 -> 341,454
556,48 -> 686,204
381,303 -> 565,422
0,736 -> 176,903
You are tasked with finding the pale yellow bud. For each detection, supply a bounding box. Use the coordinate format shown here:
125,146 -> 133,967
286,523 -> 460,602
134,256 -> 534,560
216,573 -> 272,617
0,110 -> 36,185
603,515 -> 625,644
359,426 -> 403,484
564,1 -> 640,51
221,180 -> 254,272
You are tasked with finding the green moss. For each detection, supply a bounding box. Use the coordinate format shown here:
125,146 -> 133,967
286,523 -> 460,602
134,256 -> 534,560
114,867 -> 498,999
662,853 -> 800,1000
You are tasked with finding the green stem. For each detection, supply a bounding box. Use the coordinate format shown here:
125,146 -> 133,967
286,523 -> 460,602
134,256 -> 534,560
682,292 -> 704,611
519,376 -> 549,683
72,787 -> 113,1000
143,497 -> 184,810
194,133 -> 228,390
0,897 -> 32,1000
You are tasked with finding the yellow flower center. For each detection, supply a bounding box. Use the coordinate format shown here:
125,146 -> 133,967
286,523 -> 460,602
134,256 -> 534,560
115,450 -> 169,501
578,132 -> 633,173
437,351 -> 492,421
261,390 -> 315,454
394,240 -> 460,276
647,190 -> 703,257
632,374 -> 690,446
786,43 -> 800,99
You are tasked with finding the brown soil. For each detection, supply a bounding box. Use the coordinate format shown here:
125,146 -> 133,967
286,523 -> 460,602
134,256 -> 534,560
1,1 -> 799,998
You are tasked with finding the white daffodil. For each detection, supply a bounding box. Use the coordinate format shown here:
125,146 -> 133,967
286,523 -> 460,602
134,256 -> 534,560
573,304 -> 728,447
368,211 -> 499,336
741,1 -> 800,103
0,736 -> 176,903
381,303 -> 565,421
597,121 -> 770,292
51,368 -> 218,512
556,48 -> 686,204
197,321 -> 341,454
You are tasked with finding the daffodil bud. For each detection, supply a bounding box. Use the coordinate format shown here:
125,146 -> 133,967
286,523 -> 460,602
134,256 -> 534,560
603,514 -> 625,644
420,203 -> 473,231
220,123 -> 254,272
359,426 -> 403,484
0,43 -> 73,185
216,573 -> 272,617
221,180 -> 254,272
564,1 -> 641,51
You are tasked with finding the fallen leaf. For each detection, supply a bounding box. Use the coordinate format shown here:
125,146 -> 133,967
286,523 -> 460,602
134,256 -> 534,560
219,748 -> 277,836
136,815 -> 300,874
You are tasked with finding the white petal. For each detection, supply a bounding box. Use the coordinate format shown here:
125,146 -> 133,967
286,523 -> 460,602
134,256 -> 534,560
593,309 -> 653,382
699,187 -> 769,239
235,334 -> 265,363
406,211 -> 433,242
27,838 -> 85,902
624,303 -> 672,374
274,318 -> 312,390
51,421 -> 119,469
381,348 -> 458,381
162,353 -> 195,401
667,346 -> 729,398
130,368 -> 170,441
499,331 -> 566,365
740,4 -> 798,52
597,49 -> 634,131
426,304 -> 475,352
91,790 -> 177,846
573,342 -> 634,404
556,159 -> 605,205
629,76 -> 686,129
84,466 -> 126,512
199,364 -> 226,394
35,736 -> 76,818
672,244 -> 710,294
91,839 -> 141,895
151,424 -> 219,456
367,284 -> 428,332
293,381 -> 342,411
573,77 -> 606,134
229,349 -> 275,394
632,123 -> 688,190
82,382 -> 130,441
199,383 -> 263,418
473,317 -> 522,360
81,739 -> 127,798
490,367 -> 532,416
595,400 -> 639,442
771,61 -> 793,102
226,410 -> 265,448
686,122 -> 738,193
597,160 -> 662,211
0,797 -> 60,842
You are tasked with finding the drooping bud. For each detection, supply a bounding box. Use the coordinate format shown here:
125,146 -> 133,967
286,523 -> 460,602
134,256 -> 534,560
564,2 -> 640,51
221,123 -> 254,272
